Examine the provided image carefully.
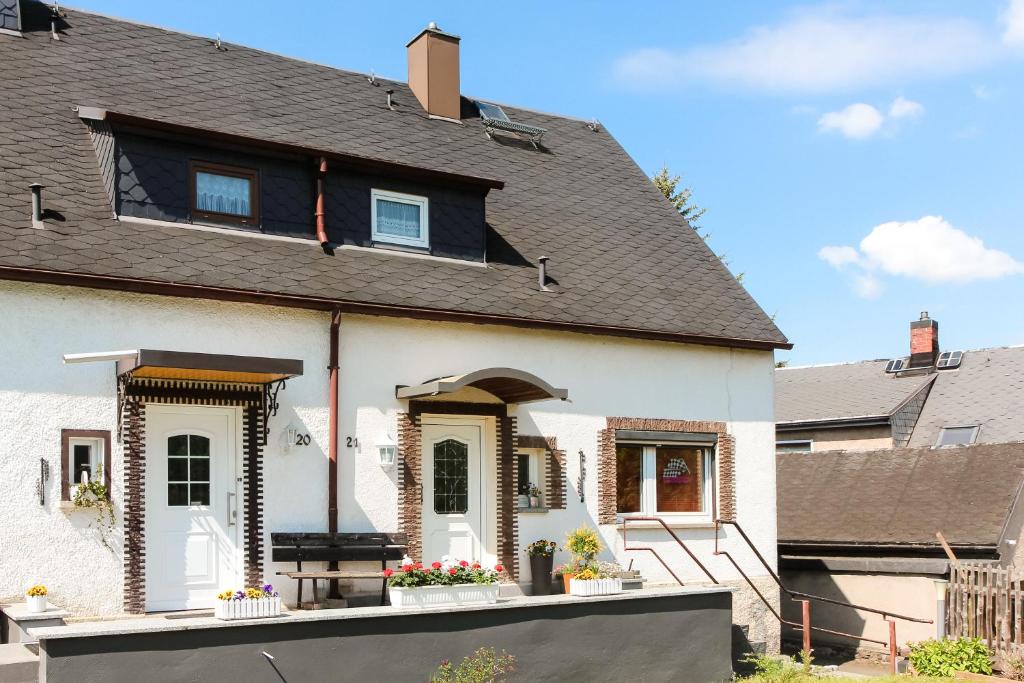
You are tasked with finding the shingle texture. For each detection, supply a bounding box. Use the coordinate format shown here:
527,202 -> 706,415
777,443 -> 1024,547
0,3 -> 787,347
775,360 -> 933,423
907,346 -> 1024,447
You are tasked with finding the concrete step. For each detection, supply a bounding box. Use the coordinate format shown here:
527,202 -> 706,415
0,644 -> 38,683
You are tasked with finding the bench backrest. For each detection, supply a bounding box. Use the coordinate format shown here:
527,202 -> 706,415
271,532 -> 408,563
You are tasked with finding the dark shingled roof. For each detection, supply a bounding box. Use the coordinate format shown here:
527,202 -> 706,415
777,443 -> 1024,548
775,360 -> 933,424
0,2 -> 788,349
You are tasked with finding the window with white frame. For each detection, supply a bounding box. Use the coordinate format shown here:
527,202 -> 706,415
69,438 -> 103,485
776,440 -> 812,454
936,426 -> 979,448
616,443 -> 714,518
61,429 -> 111,501
516,447 -> 545,505
371,188 -> 429,248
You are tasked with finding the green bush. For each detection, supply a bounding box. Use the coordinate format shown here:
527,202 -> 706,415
431,647 -> 515,683
907,637 -> 993,677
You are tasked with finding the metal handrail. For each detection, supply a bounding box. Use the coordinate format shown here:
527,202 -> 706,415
715,519 -> 931,625
621,516 -> 718,585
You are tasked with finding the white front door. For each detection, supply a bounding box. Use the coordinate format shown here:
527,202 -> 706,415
145,405 -> 241,611
422,421 -> 484,564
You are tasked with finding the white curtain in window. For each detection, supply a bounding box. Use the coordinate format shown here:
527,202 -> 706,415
196,172 -> 251,216
376,198 -> 421,238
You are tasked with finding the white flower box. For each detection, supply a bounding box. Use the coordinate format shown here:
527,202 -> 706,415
569,577 -> 622,597
215,596 -> 282,620
388,584 -> 499,609
26,595 -> 48,613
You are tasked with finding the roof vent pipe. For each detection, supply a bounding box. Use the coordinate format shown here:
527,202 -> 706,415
538,256 -> 551,292
385,89 -> 395,110
49,3 -> 61,41
30,183 -> 44,226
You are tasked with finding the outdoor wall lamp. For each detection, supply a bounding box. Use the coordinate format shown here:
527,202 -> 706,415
377,434 -> 397,467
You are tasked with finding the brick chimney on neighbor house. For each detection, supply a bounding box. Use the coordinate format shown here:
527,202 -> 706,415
909,311 -> 940,368
407,22 -> 461,120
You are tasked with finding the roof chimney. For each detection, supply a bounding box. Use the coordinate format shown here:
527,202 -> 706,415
909,311 -> 939,368
407,22 -> 461,120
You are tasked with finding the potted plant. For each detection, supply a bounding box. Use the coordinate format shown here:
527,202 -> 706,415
387,558 -> 502,608
528,483 -> 543,508
569,566 -> 622,597
526,540 -> 557,595
25,585 -> 48,613
215,584 -> 281,620
71,465 -> 116,552
562,525 -> 602,592
552,565 -> 567,594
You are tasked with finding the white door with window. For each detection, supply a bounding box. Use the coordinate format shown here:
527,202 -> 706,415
422,421 -> 485,563
145,405 -> 241,611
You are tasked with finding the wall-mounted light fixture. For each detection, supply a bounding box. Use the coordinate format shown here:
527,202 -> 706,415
377,434 -> 397,467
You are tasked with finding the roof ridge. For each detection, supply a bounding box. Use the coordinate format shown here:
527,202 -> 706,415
59,3 -> 592,125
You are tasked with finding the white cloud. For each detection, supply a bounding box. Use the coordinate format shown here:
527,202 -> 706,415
817,98 -> 923,139
819,216 -> 1024,297
612,6 -> 997,93
818,245 -> 862,269
817,103 -> 885,139
1003,0 -> 1024,45
889,96 -> 924,119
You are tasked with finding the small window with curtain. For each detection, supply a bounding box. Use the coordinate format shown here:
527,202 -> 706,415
615,442 -> 714,519
190,161 -> 259,227
371,188 -> 429,248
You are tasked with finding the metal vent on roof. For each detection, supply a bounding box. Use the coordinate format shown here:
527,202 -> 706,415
936,350 -> 963,370
475,101 -> 547,149
885,358 -> 907,373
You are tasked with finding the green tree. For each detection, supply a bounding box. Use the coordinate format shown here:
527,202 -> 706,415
652,166 -> 743,283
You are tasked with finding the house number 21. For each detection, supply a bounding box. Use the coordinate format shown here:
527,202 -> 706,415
345,437 -> 360,448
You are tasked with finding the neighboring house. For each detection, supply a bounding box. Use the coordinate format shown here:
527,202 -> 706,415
776,313 -> 1024,453
777,444 -> 1024,649
774,313 -> 1024,650
0,0 -> 788,649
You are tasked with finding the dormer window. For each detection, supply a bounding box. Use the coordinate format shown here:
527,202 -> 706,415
371,188 -> 429,249
190,161 -> 259,227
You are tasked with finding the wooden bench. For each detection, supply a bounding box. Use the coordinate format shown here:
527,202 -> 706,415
271,532 -> 407,609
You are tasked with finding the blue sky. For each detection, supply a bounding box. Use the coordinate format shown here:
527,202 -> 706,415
73,1 -> 1024,365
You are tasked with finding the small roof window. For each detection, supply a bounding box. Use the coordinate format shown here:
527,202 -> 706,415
885,358 -> 907,373
936,425 -> 979,448
936,350 -> 964,370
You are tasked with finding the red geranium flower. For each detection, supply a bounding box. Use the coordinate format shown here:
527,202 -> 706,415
494,564 -> 504,572
472,563 -> 481,569
414,562 -> 423,570
383,568 -> 394,577
459,560 -> 469,567
448,568 -> 458,575
431,561 -> 442,569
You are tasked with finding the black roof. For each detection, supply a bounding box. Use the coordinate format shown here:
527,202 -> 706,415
0,2 -> 788,349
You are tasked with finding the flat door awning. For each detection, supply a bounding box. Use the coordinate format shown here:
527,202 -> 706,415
114,349 -> 303,384
396,367 -> 568,404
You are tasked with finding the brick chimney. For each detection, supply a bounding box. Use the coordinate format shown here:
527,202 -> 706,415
407,22 -> 461,120
909,311 -> 939,368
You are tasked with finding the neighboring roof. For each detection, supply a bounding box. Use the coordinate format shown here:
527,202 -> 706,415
0,3 -> 788,350
777,443 -> 1024,549
775,360 -> 933,425
908,346 -> 1024,447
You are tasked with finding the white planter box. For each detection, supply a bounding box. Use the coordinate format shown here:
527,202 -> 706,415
388,584 -> 499,609
569,578 -> 622,597
215,596 -> 282,620
25,595 -> 48,613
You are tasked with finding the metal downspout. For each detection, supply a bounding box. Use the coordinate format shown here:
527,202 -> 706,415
328,308 -> 341,598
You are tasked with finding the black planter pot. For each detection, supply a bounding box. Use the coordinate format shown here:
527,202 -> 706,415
529,554 -> 554,595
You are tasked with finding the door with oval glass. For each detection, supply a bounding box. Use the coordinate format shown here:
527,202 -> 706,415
145,405 -> 241,611
421,420 -> 484,564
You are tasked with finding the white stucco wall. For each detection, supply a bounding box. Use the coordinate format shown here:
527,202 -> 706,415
1,280 -> 777,622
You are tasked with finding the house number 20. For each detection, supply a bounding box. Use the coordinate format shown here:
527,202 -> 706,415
294,433 -> 312,446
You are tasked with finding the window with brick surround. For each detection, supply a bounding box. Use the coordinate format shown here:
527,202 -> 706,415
615,443 -> 713,519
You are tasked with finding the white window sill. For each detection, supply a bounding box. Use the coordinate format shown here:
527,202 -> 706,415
518,507 -> 549,514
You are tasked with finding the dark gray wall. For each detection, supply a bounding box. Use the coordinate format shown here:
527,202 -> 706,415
114,131 -> 487,261
40,592 -> 732,683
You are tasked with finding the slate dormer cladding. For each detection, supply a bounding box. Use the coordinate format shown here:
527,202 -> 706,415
0,0 -> 20,33
114,130 -> 488,260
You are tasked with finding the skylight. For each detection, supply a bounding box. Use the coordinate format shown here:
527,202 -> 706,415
475,101 -> 510,122
936,350 -> 964,370
936,425 -> 979,447
474,100 -> 547,148
884,358 -> 907,374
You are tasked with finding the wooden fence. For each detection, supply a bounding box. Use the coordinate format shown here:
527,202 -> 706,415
949,562 -> 1024,655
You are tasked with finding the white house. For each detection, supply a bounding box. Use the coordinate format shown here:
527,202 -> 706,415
0,1 -> 790,652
